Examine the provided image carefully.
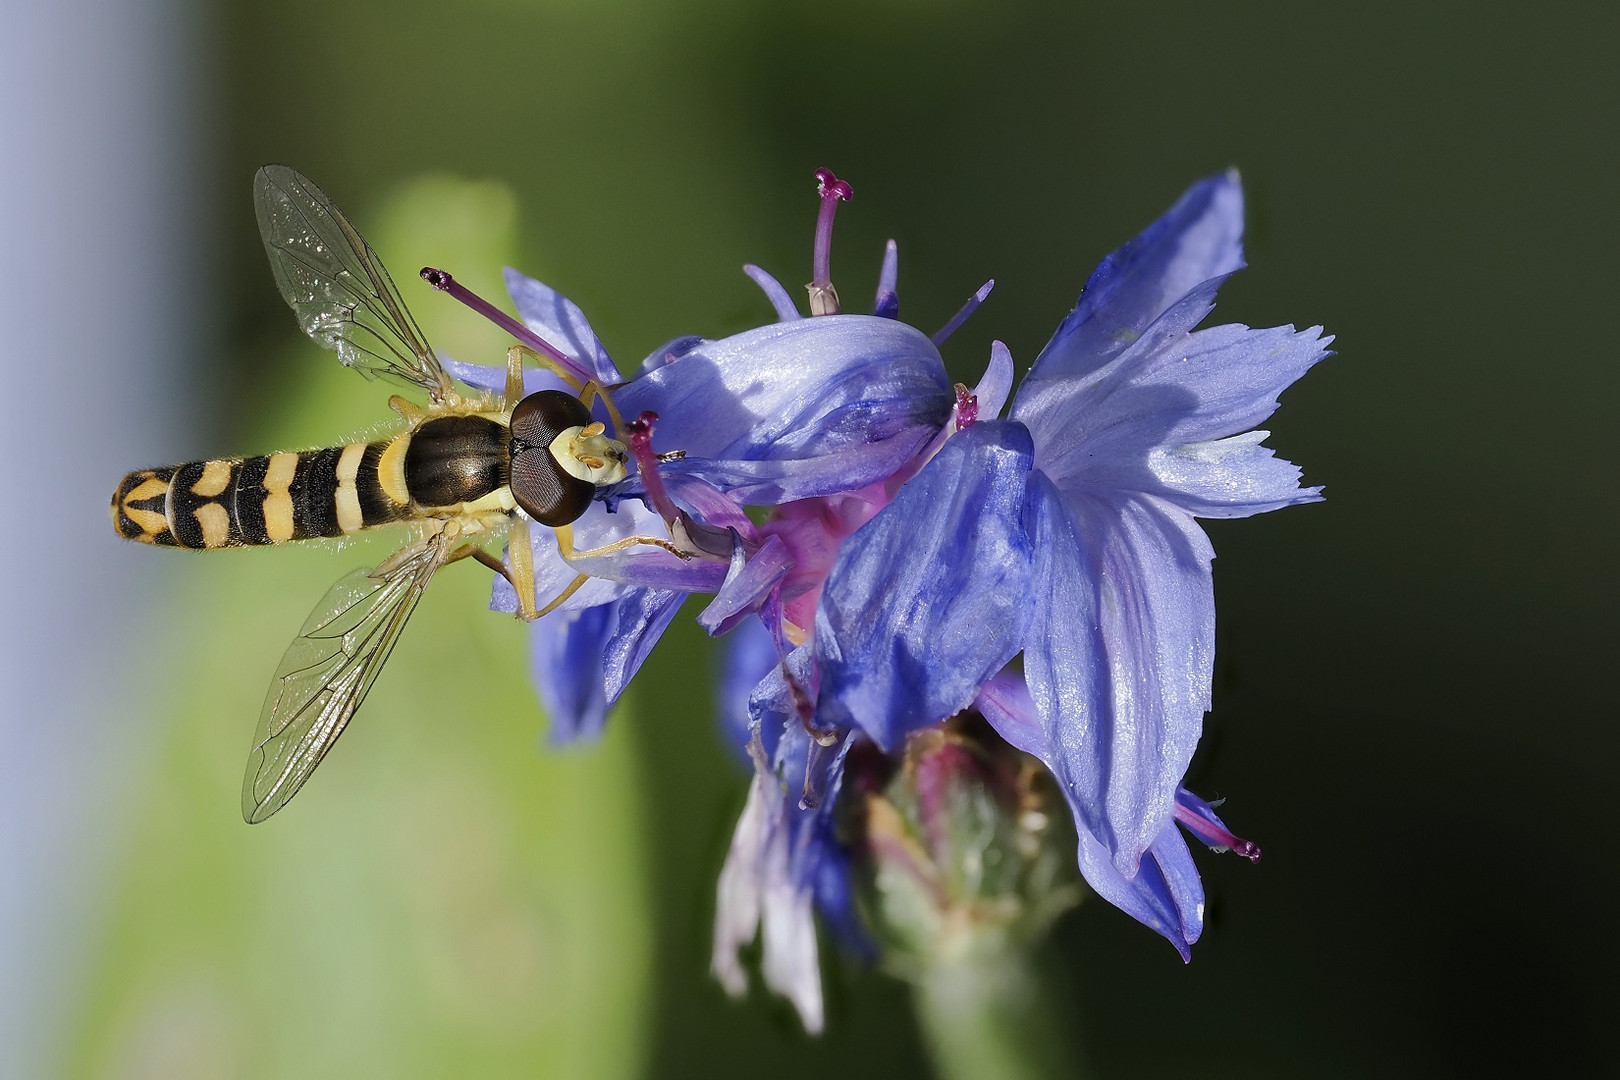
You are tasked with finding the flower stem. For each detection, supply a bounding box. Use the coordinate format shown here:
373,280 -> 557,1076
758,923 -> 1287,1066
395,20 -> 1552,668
911,945 -> 1083,1080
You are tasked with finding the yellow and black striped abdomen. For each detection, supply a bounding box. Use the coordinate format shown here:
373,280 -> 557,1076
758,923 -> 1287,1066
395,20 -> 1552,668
112,440 -> 411,549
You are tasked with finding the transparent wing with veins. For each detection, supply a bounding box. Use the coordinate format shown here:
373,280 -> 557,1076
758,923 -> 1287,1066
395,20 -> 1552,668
241,535 -> 449,823
253,164 -> 453,402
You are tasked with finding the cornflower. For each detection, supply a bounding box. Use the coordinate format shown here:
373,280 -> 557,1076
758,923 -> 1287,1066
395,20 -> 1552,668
712,171 -> 1328,1030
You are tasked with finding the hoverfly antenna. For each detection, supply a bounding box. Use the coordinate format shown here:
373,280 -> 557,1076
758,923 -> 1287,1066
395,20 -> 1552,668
419,265 -> 593,387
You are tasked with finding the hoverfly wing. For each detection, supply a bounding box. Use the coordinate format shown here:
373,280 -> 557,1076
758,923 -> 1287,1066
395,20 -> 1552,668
254,165 -> 454,402
241,533 -> 450,823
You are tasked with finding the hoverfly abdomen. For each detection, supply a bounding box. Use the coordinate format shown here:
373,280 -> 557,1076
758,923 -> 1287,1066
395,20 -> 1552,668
112,466 -> 182,546
111,439 -> 416,550
402,414 -> 509,510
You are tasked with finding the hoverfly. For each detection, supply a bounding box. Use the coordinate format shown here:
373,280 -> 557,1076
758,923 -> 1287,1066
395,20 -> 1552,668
112,165 -> 680,823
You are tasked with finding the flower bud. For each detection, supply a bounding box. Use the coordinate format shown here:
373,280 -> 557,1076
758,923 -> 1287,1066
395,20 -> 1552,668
850,718 -> 1082,975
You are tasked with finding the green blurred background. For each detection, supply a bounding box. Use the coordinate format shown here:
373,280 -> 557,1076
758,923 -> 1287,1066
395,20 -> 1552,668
4,0 -> 1617,1076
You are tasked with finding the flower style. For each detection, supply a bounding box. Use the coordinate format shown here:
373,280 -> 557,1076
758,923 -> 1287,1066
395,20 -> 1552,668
712,171 -> 1328,1027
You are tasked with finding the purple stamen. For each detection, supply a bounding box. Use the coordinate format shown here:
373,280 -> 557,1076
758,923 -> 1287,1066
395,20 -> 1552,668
954,384 -> 979,431
809,167 -> 852,316
1174,799 -> 1263,863
930,279 -> 995,347
420,266 -> 594,387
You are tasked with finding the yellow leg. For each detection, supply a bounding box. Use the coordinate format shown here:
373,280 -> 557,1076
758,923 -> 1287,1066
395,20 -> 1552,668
508,344 -> 583,392
504,345 -> 527,408
441,527 -> 542,621
507,345 -> 632,440
554,522 -> 690,562
507,516 -> 538,620
576,379 -> 631,442
535,573 -> 591,619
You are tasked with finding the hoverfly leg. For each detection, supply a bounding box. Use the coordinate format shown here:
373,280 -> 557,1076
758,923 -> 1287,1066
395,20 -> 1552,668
388,394 -> 427,423
575,380 -> 630,442
437,524 -> 542,621
506,516 -> 539,620
535,573 -> 591,619
508,344 -> 584,392
553,522 -> 691,562
455,543 -> 511,576
504,345 -> 527,409
507,344 -> 631,439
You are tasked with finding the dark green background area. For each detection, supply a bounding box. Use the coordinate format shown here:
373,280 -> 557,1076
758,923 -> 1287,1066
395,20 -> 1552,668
78,0 -> 1620,1075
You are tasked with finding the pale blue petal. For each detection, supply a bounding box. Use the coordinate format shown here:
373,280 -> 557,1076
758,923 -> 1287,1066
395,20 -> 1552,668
1012,276 -> 1226,476
1038,320 -> 1330,490
634,335 -> 707,377
530,603 -> 613,744
1024,172 -> 1244,385
744,264 -> 802,322
1016,279 -> 1328,518
1023,473 -> 1214,875
697,534 -> 792,636
718,617 -> 780,760
503,267 -> 623,383
873,240 -> 899,319
712,729 -> 826,1033
813,421 -> 1035,749
1147,430 -> 1322,518
973,668 -> 1044,758
529,588 -> 683,745
975,341 -> 1016,421
1074,817 -> 1204,960
618,315 -> 952,505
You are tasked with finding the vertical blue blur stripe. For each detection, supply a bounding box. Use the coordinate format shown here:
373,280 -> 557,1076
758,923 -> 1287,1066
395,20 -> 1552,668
0,1 -> 207,1075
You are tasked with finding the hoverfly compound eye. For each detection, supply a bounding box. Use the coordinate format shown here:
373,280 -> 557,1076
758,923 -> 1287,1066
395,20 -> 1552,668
508,390 -> 630,526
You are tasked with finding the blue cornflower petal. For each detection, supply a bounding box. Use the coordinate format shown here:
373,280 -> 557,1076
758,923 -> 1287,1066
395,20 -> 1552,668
634,335 -> 708,377
1076,817 -> 1204,960
1017,288 -> 1330,514
975,341 -> 1016,421
873,240 -> 899,319
1026,172 -> 1245,385
743,264 -> 803,322
718,617 -> 780,760
713,697 -> 857,1036
529,587 -> 685,744
1148,428 -> 1323,518
1023,472 -> 1215,875
503,267 -> 623,383
530,603 -> 612,743
697,534 -> 792,636
813,421 -> 1035,749
975,666 -> 1205,954
616,315 -> 953,505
